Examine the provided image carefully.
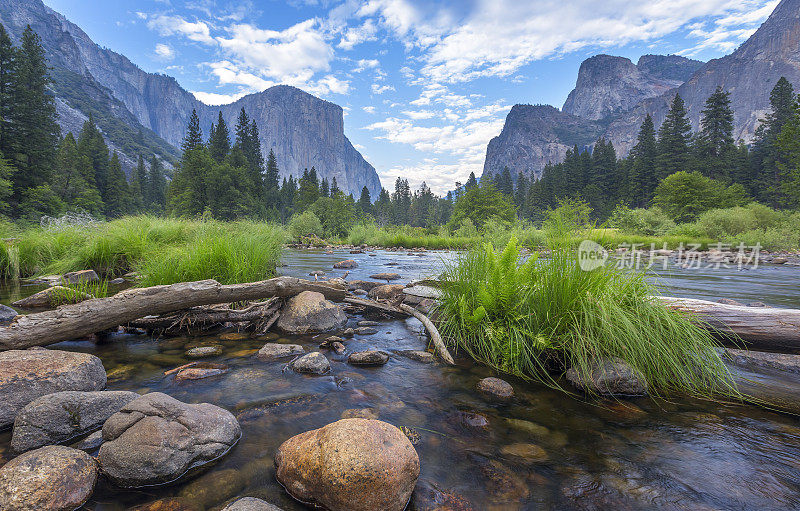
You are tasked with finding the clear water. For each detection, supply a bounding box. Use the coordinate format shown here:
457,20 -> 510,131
0,248 -> 798,510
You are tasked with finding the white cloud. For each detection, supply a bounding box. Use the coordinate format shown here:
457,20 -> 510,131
363,105 -> 377,113
216,20 -> 334,83
372,83 -> 395,94
679,0 -> 778,55
403,110 -> 435,119
353,58 -> 380,72
338,19 -> 378,50
192,90 -> 247,105
154,43 -> 176,61
147,14 -> 214,45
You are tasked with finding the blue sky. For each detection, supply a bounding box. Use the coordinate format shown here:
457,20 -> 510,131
44,0 -> 779,194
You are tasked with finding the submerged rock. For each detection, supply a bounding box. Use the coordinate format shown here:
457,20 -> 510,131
477,377 -> 515,401
0,349 -> 106,430
368,284 -> 406,301
277,291 -> 348,334
10,390 -> 139,454
348,350 -> 390,366
341,408 -> 380,419
256,343 -> 305,361
400,350 -> 436,363
0,445 -> 97,511
565,357 -> 648,396
186,345 -> 223,358
222,497 -> 284,510
333,259 -> 358,269
174,363 -> 229,381
500,442 -> 549,462
354,326 -> 378,335
291,352 -> 331,374
98,392 -> 241,487
411,480 -> 475,511
0,304 -> 18,326
275,418 -> 420,511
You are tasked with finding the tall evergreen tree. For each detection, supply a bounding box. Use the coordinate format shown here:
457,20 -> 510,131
209,111 -> 230,163
131,155 -> 147,210
9,25 -> 59,209
392,177 -> 412,225
753,77 -> 796,205
182,109 -> 203,153
330,177 -> 341,197
264,148 -> 280,211
104,152 -> 131,217
657,94 -> 692,180
695,87 -> 735,180
296,168 -> 320,212
0,24 -> 15,160
629,114 -> 658,206
319,177 -> 330,198
147,156 -> 167,211
357,186 -> 372,216
465,172 -> 478,191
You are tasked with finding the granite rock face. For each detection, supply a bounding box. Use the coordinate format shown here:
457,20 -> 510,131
0,349 -> 107,430
0,0 -> 381,197
484,0 -> 800,179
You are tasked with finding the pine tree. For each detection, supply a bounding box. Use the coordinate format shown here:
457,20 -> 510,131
695,87 -> 735,180
182,109 -> 203,153
296,168 -> 320,212
104,152 -> 131,218
629,115 -> 658,206
209,111 -> 230,163
0,24 -> 15,160
753,77 -> 796,205
279,176 -> 297,221
147,156 -> 167,211
373,188 -> 392,225
330,177 -> 341,197
9,25 -> 59,210
357,186 -> 372,216
391,177 -> 411,225
465,172 -> 478,191
248,119 -> 265,197
657,94 -> 692,180
319,177 -> 330,198
76,117 -> 109,207
131,155 -> 147,210
264,148 -> 280,211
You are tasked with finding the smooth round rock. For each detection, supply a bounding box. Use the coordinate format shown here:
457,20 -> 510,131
0,445 -> 97,511
186,345 -> 223,358
0,349 -> 107,430
98,392 -> 241,487
275,419 -> 420,511
222,497 -> 284,510
500,443 -> 549,462
277,291 -> 348,334
400,350 -> 435,363
348,350 -> 390,366
354,326 -> 378,335
11,390 -> 139,454
565,357 -> 648,396
0,304 -> 18,326
174,363 -> 228,381
291,352 -> 331,374
256,343 -> 305,361
369,273 -> 401,281
476,377 -> 515,401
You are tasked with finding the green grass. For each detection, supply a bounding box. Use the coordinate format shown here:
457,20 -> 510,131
0,216 -> 287,285
436,216 -> 737,398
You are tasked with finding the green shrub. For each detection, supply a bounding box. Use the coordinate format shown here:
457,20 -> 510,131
653,171 -> 748,222
608,205 -> 676,236
288,211 -> 324,241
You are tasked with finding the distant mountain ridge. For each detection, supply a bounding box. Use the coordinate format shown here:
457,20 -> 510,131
0,0 -> 381,198
483,0 -> 800,181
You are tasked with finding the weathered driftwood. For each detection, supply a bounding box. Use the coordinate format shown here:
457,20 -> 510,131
128,298 -> 280,335
0,277 -> 346,351
344,297 -> 409,318
400,303 -> 455,365
656,296 -> 800,350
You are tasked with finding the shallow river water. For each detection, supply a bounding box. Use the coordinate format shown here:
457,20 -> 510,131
1,248 -> 800,510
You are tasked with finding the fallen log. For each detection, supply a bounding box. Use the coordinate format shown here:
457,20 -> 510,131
656,296 -> 800,351
0,277 -> 346,351
128,298 -> 280,334
344,297 -> 409,318
400,303 -> 455,365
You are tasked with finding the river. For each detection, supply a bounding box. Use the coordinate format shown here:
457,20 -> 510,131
1,247 -> 799,510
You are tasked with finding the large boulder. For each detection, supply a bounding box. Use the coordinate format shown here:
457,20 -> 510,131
11,390 -> 139,454
565,357 -> 648,396
63,269 -> 99,284
0,445 -> 98,511
276,291 -> 347,334
222,497 -> 284,510
291,352 -> 331,375
0,349 -> 107,430
256,343 -> 305,361
333,259 -> 358,269
275,418 -> 420,511
97,392 -> 241,487
368,284 -> 406,301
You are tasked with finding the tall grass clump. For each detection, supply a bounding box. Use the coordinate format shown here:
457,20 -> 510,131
137,224 -> 285,286
437,207 -> 736,398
